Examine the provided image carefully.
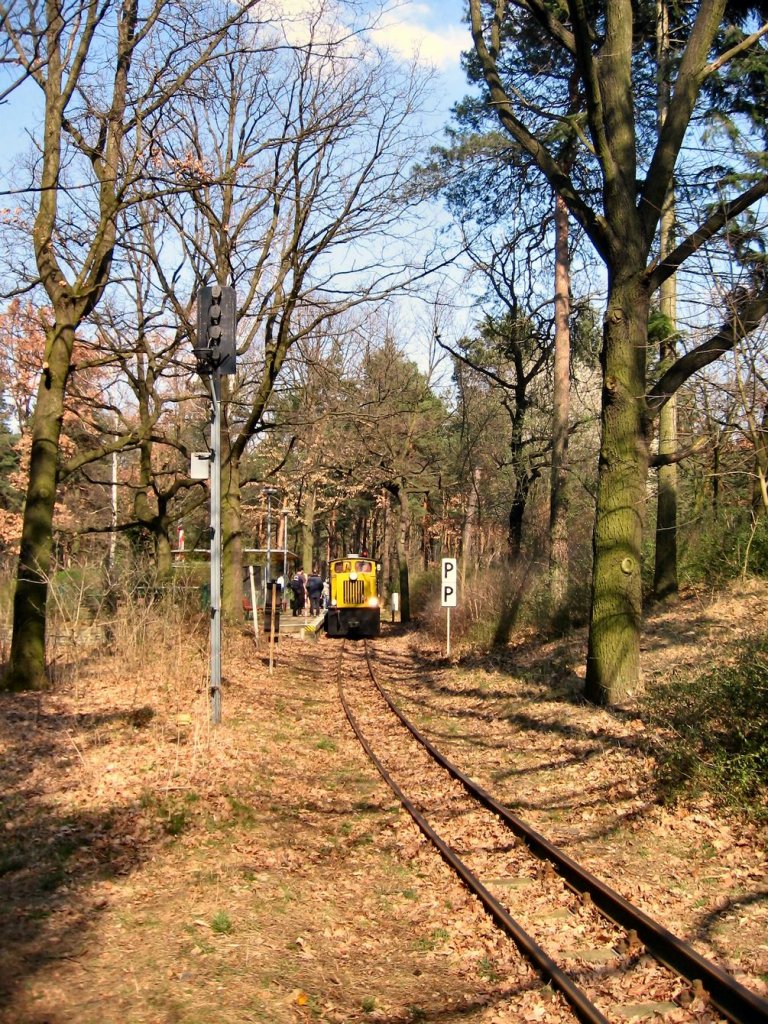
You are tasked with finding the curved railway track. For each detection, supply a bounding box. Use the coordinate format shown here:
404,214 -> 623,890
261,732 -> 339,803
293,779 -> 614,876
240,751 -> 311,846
335,637 -> 768,1024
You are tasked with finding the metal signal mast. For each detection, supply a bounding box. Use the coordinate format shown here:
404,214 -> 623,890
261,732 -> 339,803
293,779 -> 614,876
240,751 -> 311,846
193,284 -> 237,724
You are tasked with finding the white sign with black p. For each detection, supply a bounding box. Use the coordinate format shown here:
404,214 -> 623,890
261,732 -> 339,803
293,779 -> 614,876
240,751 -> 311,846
441,558 -> 457,607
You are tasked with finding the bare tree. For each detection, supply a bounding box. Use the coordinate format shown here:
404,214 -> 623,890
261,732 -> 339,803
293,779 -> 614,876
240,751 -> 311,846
0,0 -> 260,689
148,4 -> 440,619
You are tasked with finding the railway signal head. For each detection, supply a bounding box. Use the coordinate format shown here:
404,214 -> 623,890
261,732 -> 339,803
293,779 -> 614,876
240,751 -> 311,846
195,283 -> 237,375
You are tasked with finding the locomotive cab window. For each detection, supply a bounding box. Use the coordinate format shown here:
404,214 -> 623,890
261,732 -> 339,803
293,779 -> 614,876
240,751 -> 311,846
356,560 -> 372,572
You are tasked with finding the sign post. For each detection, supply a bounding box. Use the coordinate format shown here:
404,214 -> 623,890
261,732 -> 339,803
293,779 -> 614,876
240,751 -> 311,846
441,558 -> 457,657
193,283 -> 237,724
210,375 -> 222,723
248,565 -> 259,646
268,580 -> 278,675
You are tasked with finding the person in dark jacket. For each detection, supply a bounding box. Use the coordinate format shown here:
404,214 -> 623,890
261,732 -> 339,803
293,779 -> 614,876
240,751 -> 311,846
289,570 -> 306,616
306,569 -> 323,615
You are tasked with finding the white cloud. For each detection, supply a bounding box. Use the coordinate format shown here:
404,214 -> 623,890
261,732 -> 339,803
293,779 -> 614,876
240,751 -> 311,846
261,1 -> 468,72
374,21 -> 467,69
257,0 -> 352,49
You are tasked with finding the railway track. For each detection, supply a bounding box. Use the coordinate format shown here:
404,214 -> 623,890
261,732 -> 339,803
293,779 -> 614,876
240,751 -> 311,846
335,638 -> 768,1024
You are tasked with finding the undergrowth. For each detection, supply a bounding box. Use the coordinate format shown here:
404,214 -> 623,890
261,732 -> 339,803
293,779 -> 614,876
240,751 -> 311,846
642,637 -> 768,821
411,560 -> 592,653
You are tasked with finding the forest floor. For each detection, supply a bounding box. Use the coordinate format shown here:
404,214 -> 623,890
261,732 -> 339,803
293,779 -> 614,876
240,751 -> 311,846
0,580 -> 767,1024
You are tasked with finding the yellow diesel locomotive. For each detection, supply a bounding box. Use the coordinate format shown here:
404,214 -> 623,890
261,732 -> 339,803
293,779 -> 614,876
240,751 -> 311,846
324,555 -> 381,638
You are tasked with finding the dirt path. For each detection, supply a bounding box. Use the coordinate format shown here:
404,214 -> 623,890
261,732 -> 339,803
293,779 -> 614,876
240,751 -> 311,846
0,588 -> 766,1023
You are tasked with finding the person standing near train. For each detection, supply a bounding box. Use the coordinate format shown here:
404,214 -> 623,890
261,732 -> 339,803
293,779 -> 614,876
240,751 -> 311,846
289,569 -> 307,616
306,569 -> 323,616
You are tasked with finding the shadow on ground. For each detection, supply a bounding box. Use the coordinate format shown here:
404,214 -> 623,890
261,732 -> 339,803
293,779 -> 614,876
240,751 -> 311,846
0,695 -> 160,1013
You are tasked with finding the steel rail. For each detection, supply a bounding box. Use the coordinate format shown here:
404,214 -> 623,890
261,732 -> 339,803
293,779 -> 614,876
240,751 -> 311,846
362,642 -> 768,1024
337,642 -> 611,1024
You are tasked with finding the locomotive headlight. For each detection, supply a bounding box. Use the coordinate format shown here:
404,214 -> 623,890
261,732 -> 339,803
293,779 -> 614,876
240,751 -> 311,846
349,572 -> 358,581
330,600 -> 337,607
367,597 -> 379,608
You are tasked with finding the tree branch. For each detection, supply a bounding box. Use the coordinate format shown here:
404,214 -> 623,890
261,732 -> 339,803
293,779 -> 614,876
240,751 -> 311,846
647,285 -> 768,417
646,177 -> 768,293
468,0 -> 609,258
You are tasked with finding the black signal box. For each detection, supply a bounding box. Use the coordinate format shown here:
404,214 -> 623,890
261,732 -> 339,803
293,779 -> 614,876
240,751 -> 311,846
197,284 -> 236,375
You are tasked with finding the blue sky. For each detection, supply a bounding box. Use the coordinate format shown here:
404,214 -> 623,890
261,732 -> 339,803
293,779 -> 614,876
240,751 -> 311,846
273,0 -> 472,125
2,2 -> 473,156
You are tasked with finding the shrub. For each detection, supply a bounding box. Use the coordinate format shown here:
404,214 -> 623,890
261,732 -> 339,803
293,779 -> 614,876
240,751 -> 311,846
50,565 -> 105,623
409,566 -> 441,615
641,637 -> 768,818
742,515 -> 768,577
680,511 -> 768,586
211,910 -> 233,934
414,562 -> 546,652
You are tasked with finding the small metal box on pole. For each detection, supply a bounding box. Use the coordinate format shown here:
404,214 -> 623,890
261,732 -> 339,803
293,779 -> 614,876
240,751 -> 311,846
190,452 -> 211,480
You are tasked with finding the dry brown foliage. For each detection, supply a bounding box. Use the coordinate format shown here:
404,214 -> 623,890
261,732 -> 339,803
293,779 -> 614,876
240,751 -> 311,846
0,585 -> 766,1022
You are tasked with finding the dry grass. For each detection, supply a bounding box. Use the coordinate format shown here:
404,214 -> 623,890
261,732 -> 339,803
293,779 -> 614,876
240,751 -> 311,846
1,583 -> 767,1022
0,602 -> 553,1023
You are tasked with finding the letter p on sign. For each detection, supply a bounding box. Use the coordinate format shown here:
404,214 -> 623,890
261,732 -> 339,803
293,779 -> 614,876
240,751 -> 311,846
441,558 -> 457,607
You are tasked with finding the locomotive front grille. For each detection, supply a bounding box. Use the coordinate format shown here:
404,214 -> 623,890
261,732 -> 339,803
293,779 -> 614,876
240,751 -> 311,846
343,579 -> 365,605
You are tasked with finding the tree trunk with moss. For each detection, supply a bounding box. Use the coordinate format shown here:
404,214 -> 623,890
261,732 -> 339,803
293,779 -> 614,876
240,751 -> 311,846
4,0 -> 254,690
380,494 -> 391,604
585,275 -> 651,704
652,0 -> 679,604
386,482 -> 411,623
469,0 -> 768,703
6,321 -> 74,689
155,526 -> 173,578
461,466 -> 481,584
302,485 -> 316,573
752,403 -> 768,515
133,430 -> 173,579
653,324 -> 679,601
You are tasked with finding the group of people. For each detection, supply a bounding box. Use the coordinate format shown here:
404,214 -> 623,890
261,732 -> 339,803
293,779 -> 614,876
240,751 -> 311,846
287,568 -> 327,617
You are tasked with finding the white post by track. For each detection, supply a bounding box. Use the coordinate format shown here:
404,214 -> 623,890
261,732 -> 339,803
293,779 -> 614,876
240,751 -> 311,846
269,582 -> 277,675
248,564 -> 259,646
441,558 -> 457,657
